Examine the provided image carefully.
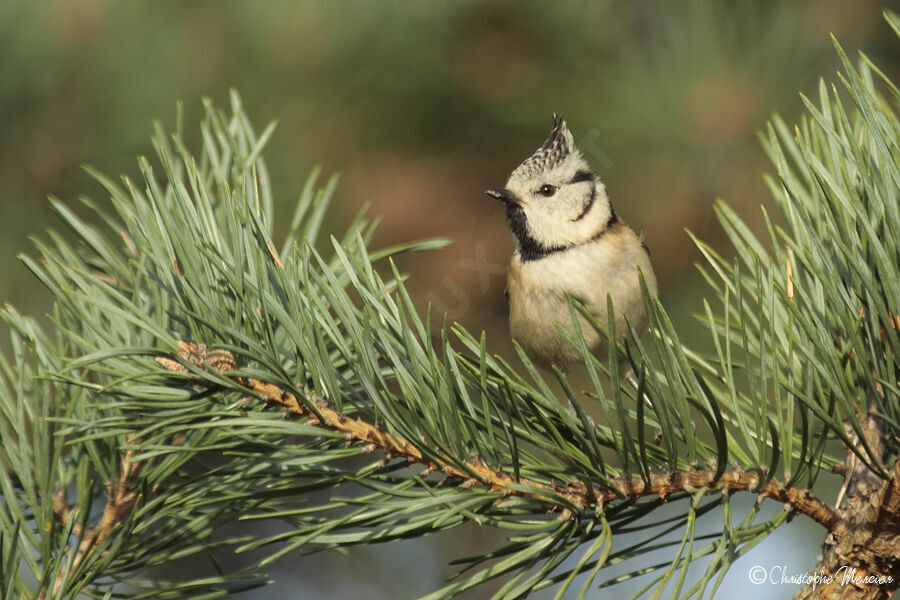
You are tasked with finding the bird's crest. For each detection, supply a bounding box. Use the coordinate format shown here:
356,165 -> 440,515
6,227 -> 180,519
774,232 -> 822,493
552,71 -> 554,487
510,114 -> 578,180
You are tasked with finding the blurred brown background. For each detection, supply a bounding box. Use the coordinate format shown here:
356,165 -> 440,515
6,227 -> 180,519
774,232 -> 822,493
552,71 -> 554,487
2,1 -> 897,597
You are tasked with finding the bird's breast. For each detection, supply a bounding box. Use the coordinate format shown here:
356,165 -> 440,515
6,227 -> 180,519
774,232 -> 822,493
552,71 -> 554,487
507,253 -> 604,369
505,227 -> 657,369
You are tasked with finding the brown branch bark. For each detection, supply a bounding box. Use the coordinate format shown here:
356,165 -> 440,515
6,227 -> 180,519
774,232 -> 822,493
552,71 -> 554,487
156,342 -> 840,523
39,442 -> 143,600
794,399 -> 899,600
158,342 -> 900,600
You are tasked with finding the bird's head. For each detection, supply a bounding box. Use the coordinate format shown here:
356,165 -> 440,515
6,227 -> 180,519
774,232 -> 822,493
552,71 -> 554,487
486,115 -> 615,260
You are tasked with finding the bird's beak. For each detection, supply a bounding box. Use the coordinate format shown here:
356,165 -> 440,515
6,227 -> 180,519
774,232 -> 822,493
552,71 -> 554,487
485,188 -> 518,204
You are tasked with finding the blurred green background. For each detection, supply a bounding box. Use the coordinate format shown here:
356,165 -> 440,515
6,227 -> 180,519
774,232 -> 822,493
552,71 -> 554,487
2,1 -> 897,598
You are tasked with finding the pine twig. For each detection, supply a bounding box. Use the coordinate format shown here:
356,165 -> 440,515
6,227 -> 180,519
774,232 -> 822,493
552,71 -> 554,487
795,397 -> 900,600
156,342 -> 840,528
39,440 -> 144,600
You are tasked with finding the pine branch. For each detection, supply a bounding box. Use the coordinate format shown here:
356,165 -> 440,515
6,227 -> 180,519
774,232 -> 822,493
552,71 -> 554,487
156,341 -> 841,528
796,399 -> 899,600
3,14 -> 900,595
40,439 -> 144,600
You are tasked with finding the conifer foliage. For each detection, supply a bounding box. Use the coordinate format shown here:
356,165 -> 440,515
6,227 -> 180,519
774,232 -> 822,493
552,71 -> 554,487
1,14 -> 898,600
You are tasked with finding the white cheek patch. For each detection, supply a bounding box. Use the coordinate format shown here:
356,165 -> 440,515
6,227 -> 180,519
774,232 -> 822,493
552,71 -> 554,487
526,205 -> 567,246
523,186 -> 610,249
570,185 -> 596,222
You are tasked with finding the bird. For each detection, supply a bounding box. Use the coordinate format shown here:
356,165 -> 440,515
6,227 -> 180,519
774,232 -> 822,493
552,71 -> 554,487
486,115 -> 657,373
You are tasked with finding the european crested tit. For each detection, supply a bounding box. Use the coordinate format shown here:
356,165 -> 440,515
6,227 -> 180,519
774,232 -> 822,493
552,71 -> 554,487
486,115 -> 657,372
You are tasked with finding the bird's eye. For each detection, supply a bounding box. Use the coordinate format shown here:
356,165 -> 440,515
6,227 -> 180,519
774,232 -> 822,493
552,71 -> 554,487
538,184 -> 557,197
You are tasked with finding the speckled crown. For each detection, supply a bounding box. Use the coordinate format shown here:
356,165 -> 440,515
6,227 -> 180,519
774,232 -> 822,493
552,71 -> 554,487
510,114 -> 577,179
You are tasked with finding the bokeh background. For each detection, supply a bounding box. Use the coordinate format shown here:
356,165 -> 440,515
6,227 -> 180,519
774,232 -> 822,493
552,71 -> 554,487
2,1 -> 898,598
